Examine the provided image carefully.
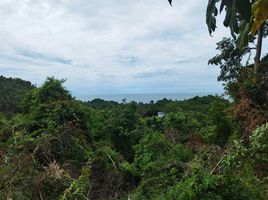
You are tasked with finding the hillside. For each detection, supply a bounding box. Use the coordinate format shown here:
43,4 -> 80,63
0,76 -> 35,115
0,77 -> 267,199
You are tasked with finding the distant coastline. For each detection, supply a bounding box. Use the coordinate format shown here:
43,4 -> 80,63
80,93 -> 223,103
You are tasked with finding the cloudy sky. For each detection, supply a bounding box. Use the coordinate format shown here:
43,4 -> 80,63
0,0 -> 235,98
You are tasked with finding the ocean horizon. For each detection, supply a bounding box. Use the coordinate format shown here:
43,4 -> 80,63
79,92 -> 223,103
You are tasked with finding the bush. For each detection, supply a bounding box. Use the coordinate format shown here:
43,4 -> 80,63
165,169 -> 265,200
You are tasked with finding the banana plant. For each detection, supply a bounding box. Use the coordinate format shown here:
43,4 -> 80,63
169,0 -> 267,80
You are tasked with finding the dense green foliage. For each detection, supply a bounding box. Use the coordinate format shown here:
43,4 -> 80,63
1,2 -> 267,199
0,75 -> 35,115
0,76 -> 267,199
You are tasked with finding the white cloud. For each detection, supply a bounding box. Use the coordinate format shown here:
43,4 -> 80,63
0,0 -> 231,97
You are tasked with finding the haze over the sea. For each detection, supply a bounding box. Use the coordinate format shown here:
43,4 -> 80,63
82,93 -> 223,103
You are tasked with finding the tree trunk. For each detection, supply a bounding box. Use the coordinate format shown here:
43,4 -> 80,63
254,22 -> 264,82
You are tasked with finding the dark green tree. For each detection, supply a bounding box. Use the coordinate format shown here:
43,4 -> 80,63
0,76 -> 35,115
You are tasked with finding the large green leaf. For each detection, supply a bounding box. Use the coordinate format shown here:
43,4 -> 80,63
206,0 -> 251,37
237,20 -> 252,49
206,0 -> 220,35
236,0 -> 251,22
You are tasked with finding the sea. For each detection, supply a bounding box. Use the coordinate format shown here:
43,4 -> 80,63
80,93 -> 222,103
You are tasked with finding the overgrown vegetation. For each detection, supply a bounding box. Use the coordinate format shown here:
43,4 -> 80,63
0,76 -> 35,115
0,1 -> 267,199
0,73 -> 267,199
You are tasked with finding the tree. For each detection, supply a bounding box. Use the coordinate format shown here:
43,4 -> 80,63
0,76 -> 35,115
169,0 -> 267,81
208,37 -> 251,83
205,0 -> 268,81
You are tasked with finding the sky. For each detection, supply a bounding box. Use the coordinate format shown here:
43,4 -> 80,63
0,0 -> 243,98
